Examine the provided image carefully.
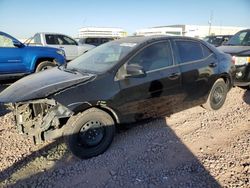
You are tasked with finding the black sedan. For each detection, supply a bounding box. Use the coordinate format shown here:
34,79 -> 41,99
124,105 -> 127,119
0,36 -> 235,159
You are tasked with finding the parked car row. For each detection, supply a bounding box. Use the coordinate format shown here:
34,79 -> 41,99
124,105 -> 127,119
0,34 -> 236,159
0,28 -> 249,159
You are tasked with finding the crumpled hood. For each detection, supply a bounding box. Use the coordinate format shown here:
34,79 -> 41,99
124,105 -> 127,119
0,67 -> 94,103
218,45 -> 250,56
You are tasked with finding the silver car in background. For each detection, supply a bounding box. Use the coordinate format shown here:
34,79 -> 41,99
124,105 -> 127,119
26,32 -> 95,61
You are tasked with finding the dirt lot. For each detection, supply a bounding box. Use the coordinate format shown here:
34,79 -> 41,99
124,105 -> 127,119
0,87 -> 249,187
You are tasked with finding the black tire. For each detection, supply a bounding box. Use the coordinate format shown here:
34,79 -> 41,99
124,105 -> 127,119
63,108 -> 116,159
35,61 -> 55,72
203,78 -> 228,110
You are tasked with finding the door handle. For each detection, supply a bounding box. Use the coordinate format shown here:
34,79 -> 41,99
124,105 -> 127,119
59,46 -> 64,48
209,62 -> 217,67
169,72 -> 180,80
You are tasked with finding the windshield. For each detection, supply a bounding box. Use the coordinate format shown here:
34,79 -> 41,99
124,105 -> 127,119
67,41 -> 137,73
226,30 -> 250,46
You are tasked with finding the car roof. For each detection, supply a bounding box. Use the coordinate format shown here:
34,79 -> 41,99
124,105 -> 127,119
115,35 -> 203,44
206,35 -> 232,37
35,32 -> 72,36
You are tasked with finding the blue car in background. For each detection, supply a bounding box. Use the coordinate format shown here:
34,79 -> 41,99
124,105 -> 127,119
0,31 -> 66,80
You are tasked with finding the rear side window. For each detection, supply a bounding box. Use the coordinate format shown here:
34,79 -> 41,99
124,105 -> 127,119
101,38 -> 113,43
57,35 -> 77,45
175,40 -> 203,63
86,38 -> 99,46
202,44 -> 213,57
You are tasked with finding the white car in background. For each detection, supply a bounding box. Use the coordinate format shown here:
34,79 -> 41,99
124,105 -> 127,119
26,32 -> 95,61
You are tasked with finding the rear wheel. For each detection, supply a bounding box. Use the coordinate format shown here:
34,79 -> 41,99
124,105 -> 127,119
35,61 -> 55,72
64,108 -> 116,159
203,78 -> 228,110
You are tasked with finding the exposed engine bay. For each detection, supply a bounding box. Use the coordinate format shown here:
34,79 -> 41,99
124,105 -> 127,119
13,99 -> 72,144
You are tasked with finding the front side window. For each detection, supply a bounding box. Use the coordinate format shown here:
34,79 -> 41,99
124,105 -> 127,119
57,35 -> 77,45
175,40 -> 204,63
127,41 -> 173,72
0,34 -> 15,47
227,30 -> 250,46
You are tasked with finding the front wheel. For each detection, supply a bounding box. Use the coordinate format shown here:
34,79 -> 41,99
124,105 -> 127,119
35,61 -> 56,72
63,108 -> 116,159
202,78 -> 228,110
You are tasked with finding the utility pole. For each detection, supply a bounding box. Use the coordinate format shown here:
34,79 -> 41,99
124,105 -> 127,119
208,11 -> 213,35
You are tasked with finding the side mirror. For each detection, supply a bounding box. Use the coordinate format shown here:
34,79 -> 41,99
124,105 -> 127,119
13,40 -> 24,48
125,64 -> 146,78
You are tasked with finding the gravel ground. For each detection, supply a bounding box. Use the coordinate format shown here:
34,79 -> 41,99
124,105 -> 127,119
0,87 -> 249,187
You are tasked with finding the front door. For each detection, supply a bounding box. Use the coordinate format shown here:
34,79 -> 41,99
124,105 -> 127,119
0,34 -> 26,74
115,40 -> 182,122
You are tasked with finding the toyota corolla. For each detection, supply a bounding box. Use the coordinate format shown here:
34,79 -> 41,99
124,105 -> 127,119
0,36 -> 235,159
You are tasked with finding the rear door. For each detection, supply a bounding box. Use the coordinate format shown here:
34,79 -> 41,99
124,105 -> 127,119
115,40 -> 182,121
172,39 -> 218,105
0,33 -> 26,74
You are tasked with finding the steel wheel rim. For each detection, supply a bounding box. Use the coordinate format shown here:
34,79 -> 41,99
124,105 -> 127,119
212,86 -> 224,104
78,120 -> 105,147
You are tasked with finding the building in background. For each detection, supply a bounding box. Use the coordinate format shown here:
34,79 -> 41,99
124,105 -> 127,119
78,27 -> 127,38
167,25 -> 246,38
135,27 -> 182,36
135,25 -> 246,38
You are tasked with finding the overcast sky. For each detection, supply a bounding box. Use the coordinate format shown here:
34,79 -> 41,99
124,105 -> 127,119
0,0 -> 249,38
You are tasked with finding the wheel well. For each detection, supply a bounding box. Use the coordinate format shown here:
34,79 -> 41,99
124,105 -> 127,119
97,106 -> 120,124
35,58 -> 55,70
73,104 -> 120,125
220,74 -> 231,90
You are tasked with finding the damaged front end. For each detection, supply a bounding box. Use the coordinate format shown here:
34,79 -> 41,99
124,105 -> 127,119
13,99 -> 73,144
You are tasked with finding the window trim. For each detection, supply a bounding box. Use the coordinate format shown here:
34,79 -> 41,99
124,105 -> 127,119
173,39 -> 215,66
115,40 -> 176,81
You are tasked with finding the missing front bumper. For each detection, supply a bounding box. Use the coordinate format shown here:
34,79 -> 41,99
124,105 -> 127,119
14,99 -> 73,144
